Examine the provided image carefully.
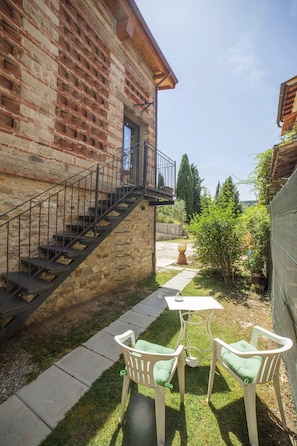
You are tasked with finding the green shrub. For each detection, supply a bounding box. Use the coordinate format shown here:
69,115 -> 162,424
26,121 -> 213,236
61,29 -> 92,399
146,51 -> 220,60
239,203 -> 270,274
189,203 -> 243,281
156,198 -> 187,224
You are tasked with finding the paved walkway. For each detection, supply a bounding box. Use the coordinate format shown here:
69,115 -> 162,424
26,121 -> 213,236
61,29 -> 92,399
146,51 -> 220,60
0,244 -> 197,446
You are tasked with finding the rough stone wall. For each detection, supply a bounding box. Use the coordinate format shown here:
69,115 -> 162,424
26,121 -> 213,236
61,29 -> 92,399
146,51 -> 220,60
27,201 -> 155,324
0,0 -> 158,322
156,222 -> 186,240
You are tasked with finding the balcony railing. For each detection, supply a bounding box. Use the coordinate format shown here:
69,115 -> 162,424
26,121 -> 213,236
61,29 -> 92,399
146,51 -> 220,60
0,142 -> 175,297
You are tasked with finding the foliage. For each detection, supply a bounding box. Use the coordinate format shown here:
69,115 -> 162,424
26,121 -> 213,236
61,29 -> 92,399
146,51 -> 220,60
176,154 -> 194,222
156,198 -> 187,224
239,203 -> 270,272
215,181 -> 220,200
189,203 -> 243,281
279,126 -> 297,146
157,171 -> 165,188
191,163 -> 203,214
216,175 -> 242,215
199,187 -> 213,211
247,149 -> 272,206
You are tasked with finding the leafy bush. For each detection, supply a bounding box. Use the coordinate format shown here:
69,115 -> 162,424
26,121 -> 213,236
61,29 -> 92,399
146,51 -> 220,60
239,203 -> 270,273
189,203 -> 243,281
156,199 -> 187,224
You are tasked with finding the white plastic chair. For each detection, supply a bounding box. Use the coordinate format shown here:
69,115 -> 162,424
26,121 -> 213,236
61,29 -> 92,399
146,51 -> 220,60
206,325 -> 293,446
115,329 -> 185,446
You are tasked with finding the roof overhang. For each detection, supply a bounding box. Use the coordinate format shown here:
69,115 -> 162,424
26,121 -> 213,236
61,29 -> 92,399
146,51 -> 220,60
276,75 -> 297,128
103,0 -> 178,90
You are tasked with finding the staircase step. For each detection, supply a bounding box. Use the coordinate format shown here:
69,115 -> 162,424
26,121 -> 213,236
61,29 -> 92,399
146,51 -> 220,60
78,215 -> 95,223
66,223 -> 108,233
104,215 -> 120,223
1,272 -> 53,294
89,201 -> 116,212
0,288 -> 31,317
54,234 -> 97,244
39,245 -> 86,258
22,258 -> 71,275
89,200 -> 134,215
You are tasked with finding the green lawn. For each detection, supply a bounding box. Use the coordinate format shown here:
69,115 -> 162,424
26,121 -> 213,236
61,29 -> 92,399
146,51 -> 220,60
39,268 -> 295,446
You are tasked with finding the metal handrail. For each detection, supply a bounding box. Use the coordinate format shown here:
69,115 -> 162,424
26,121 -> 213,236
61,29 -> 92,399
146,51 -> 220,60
0,143 -> 175,291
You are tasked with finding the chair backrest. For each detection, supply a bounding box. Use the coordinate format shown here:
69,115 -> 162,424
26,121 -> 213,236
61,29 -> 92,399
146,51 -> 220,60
251,326 -> 293,384
216,325 -> 293,386
115,330 -> 182,389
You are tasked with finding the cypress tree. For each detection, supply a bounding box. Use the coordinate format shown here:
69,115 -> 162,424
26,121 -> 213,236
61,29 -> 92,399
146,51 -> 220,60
191,163 -> 203,215
176,154 -> 194,221
217,176 -> 242,215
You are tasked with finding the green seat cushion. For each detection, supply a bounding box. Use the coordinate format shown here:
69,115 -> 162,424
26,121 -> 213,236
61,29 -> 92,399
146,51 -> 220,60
135,339 -> 175,386
221,340 -> 262,385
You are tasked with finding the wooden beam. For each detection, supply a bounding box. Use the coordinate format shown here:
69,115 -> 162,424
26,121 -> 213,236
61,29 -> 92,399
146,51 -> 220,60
116,16 -> 134,40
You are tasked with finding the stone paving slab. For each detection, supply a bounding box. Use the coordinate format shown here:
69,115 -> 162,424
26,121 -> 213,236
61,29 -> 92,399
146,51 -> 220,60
0,266 -> 198,446
118,309 -> 155,329
56,346 -> 113,387
141,292 -> 170,308
102,318 -> 144,338
165,269 -> 197,290
0,395 -> 51,446
83,330 -> 122,362
16,365 -> 88,430
132,302 -> 165,318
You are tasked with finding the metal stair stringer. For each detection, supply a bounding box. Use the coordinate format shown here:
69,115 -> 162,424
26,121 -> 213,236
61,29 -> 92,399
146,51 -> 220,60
0,187 -> 144,342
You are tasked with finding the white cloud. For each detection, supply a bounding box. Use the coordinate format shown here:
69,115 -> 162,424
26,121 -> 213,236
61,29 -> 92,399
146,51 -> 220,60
219,33 -> 265,84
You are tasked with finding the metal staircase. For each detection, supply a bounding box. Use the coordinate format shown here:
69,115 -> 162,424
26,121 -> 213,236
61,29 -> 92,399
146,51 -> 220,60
0,143 -> 175,342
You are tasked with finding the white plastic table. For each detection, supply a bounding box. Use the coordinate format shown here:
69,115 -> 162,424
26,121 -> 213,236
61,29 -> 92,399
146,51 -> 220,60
165,295 -> 224,367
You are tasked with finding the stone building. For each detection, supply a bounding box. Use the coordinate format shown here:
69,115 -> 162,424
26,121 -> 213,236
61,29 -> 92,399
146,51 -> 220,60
0,0 -> 176,340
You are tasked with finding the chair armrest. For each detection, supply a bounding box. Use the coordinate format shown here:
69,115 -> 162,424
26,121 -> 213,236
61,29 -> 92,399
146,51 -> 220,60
174,344 -> 185,357
213,338 -> 276,358
115,329 -> 135,347
251,326 -> 293,351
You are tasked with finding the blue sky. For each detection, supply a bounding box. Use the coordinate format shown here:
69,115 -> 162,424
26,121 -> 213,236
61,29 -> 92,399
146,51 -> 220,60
136,0 -> 297,201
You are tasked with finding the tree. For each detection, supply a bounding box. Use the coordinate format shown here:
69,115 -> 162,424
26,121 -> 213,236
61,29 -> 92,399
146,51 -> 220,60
244,149 -> 272,206
191,163 -> 203,215
216,176 -> 242,215
247,149 -> 272,206
215,181 -> 221,200
240,203 -> 270,274
157,172 -> 165,188
156,199 -> 187,224
176,154 -> 194,222
189,202 -> 242,281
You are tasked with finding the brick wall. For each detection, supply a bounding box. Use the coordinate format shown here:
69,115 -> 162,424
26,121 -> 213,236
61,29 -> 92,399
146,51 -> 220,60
0,0 -> 158,322
0,0 -> 156,182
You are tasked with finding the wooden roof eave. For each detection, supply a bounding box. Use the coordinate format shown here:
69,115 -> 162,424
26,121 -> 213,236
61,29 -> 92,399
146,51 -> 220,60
103,0 -> 178,90
276,75 -> 297,127
270,140 -> 297,180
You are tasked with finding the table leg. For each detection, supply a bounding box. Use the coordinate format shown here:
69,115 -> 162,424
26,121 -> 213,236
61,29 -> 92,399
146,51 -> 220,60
175,310 -> 216,367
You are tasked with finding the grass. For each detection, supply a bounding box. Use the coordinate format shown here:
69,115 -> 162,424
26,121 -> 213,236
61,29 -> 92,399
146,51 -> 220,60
24,269 -> 178,380
37,266 -> 296,446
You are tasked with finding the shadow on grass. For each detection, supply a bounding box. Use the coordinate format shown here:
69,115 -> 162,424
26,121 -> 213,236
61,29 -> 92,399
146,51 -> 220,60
39,312 -> 184,446
109,383 -> 188,446
208,397 -> 295,446
184,364 -> 229,396
190,269 -> 252,305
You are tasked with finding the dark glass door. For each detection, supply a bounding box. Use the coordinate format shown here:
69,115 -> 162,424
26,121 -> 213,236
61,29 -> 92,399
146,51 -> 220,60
123,117 -> 140,184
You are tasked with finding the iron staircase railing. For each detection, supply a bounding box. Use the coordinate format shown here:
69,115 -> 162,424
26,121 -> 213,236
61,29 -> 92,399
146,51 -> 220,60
0,142 -> 175,342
